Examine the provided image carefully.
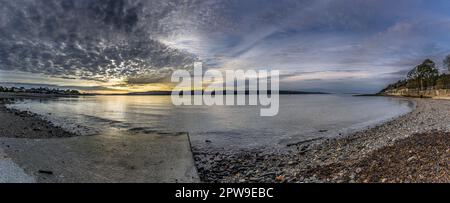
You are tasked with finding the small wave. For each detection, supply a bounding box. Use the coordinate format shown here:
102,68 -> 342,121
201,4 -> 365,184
196,131 -> 244,137
128,127 -> 159,134
80,114 -> 122,124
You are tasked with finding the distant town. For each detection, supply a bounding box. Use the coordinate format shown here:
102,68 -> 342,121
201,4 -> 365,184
0,86 -> 80,95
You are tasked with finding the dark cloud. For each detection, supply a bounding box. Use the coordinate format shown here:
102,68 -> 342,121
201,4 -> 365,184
0,0 -> 197,83
125,67 -> 176,84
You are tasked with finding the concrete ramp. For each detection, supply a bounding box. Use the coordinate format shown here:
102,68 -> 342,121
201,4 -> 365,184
0,148 -> 35,183
0,132 -> 199,183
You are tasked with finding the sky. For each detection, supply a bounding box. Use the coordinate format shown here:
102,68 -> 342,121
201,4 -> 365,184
1,0 -> 450,93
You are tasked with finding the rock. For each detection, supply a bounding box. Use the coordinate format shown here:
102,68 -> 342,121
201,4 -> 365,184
407,156 -> 417,162
349,174 -> 356,181
262,172 -> 276,177
38,170 -> 54,175
288,161 -> 298,165
275,175 -> 285,183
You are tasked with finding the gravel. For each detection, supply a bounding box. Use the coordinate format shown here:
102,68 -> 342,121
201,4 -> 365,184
307,131 -> 449,183
0,99 -> 78,139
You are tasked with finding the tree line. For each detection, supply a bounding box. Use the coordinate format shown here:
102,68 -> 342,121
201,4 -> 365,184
0,86 -> 80,95
382,55 -> 450,92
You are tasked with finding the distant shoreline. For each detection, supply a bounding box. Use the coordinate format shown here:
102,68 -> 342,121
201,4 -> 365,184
100,90 -> 331,96
352,94 -> 381,97
0,92 -> 80,99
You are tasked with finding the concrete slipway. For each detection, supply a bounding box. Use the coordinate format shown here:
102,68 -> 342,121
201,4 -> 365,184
0,132 -> 199,183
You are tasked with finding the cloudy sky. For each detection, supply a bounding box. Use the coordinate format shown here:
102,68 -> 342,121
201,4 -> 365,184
1,0 -> 450,93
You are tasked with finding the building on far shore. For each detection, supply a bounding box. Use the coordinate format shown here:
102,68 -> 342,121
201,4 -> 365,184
0,86 -> 80,95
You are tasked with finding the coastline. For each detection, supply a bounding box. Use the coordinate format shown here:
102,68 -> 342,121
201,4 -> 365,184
193,98 -> 449,183
0,93 -> 448,183
0,93 -> 199,183
0,100 -> 79,139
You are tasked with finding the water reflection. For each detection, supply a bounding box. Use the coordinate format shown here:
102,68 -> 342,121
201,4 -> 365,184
8,95 -> 413,150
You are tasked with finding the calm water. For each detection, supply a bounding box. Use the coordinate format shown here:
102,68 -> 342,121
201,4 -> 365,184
8,95 -> 414,149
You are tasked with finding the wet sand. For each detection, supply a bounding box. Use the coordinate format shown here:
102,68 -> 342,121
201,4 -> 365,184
0,100 -> 78,139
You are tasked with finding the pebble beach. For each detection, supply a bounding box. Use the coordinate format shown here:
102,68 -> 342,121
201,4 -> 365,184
193,98 -> 450,183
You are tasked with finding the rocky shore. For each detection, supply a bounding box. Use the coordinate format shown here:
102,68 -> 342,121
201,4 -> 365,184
310,131 -> 449,183
193,98 -> 450,183
0,99 -> 77,139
